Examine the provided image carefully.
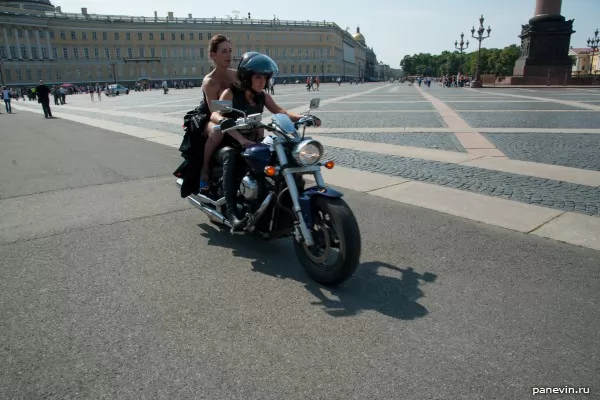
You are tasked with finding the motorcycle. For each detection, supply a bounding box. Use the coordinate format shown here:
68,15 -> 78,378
175,98 -> 362,286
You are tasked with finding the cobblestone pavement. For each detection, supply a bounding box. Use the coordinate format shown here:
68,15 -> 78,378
484,133 -> 600,171
324,146 -> 600,216
321,132 -> 466,152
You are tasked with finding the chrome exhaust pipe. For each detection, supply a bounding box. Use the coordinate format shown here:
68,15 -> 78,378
245,192 -> 274,232
188,195 -> 232,228
195,193 -> 226,207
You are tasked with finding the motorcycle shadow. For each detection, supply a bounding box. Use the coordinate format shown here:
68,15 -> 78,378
198,223 -> 438,320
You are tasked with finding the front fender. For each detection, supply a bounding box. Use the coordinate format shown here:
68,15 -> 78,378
298,186 -> 344,229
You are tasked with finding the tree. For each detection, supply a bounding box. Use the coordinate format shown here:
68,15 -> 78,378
399,44 -> 521,76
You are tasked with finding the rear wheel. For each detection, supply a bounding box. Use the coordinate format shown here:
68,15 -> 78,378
293,197 -> 361,286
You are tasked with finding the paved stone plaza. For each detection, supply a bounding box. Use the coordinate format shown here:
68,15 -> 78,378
9,82 -> 600,247
2,83 -> 599,399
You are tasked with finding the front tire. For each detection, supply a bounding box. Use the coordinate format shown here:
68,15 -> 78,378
293,197 -> 361,286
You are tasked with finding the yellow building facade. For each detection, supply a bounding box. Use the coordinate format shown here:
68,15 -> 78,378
0,1 -> 371,86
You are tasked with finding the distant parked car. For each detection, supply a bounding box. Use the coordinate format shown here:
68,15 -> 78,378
106,84 -> 129,96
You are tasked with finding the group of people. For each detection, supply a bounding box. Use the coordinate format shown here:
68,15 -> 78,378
179,34 -> 321,231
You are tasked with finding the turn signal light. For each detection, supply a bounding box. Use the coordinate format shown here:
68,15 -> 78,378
324,160 -> 335,169
264,166 -> 276,176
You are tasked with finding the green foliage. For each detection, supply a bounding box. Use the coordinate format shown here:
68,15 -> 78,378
400,44 -> 521,76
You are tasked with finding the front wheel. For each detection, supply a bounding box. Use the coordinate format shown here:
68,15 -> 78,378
293,197 -> 361,286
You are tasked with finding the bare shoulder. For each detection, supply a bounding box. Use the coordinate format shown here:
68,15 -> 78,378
202,73 -> 217,89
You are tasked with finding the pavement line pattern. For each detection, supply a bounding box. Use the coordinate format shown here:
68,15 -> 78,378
474,89 -> 600,111
414,85 -> 505,157
311,135 -> 600,187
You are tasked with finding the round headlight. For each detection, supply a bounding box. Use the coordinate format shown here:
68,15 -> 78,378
292,140 -> 323,166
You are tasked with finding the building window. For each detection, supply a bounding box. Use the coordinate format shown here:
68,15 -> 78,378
192,66 -> 196,74
189,33 -> 194,40
52,48 -> 58,58
94,48 -> 99,59
16,70 -> 22,81
198,33 -> 203,40
298,65 -> 302,73
171,33 -> 175,40
104,48 -> 109,59
160,32 -> 165,40
208,32 -> 212,39
60,30 -> 65,39
127,48 -> 133,58
200,48 -> 204,59
291,65 -> 295,73
42,48 -> 48,59
82,32 -> 87,40
10,45 -> 16,58
114,32 -> 119,40
97,68 -> 102,78
62,48 -> 68,59
328,64 -> 331,73
116,48 -> 121,58
39,31 -> 45,38
20,45 -> 27,59
138,32 -> 143,40
84,48 -> 89,60
103,32 -> 107,40
126,32 -> 131,40
37,69 -> 42,79
26,68 -> 32,80
150,48 -> 156,57
237,48 -> 242,58
73,48 -> 79,60
313,65 -> 317,73
149,33 -> 154,40
0,47 -> 4,59
138,47 -> 144,57
32,47 -> 38,59
55,72 -> 61,80
71,31 -> 76,40
93,32 -> 97,40
180,33 -> 185,40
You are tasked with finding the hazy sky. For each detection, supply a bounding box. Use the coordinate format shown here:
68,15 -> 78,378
55,0 -> 600,67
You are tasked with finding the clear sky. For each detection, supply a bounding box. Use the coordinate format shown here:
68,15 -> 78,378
54,0 -> 600,68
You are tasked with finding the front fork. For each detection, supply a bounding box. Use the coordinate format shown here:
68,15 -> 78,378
274,143 -> 327,247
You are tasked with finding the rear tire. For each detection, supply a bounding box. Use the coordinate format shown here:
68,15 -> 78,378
293,197 -> 361,286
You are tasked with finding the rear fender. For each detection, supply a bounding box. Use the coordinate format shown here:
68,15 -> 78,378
298,186 -> 344,229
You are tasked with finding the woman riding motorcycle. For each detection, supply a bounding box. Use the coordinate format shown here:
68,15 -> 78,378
179,34 -> 237,197
211,52 -> 321,231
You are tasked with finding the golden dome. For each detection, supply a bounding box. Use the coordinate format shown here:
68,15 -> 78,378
353,27 -> 366,44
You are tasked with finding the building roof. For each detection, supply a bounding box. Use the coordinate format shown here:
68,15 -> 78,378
0,0 -> 54,11
570,47 -> 592,54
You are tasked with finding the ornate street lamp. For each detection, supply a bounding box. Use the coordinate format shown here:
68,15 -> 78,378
454,33 -> 469,75
470,14 -> 491,88
587,28 -> 599,75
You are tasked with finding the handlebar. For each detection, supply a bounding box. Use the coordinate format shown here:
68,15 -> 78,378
214,115 -> 316,134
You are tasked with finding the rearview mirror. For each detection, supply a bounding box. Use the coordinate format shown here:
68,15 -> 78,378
309,98 -> 320,109
211,100 -> 232,111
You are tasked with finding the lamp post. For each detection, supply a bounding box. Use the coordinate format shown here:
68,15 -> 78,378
587,28 -> 599,75
454,32 -> 469,75
470,14 -> 491,88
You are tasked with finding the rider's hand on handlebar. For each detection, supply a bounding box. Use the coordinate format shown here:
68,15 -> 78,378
219,118 -> 236,131
306,115 -> 321,128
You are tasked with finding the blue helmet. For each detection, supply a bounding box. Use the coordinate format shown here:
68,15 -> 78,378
237,52 -> 278,90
